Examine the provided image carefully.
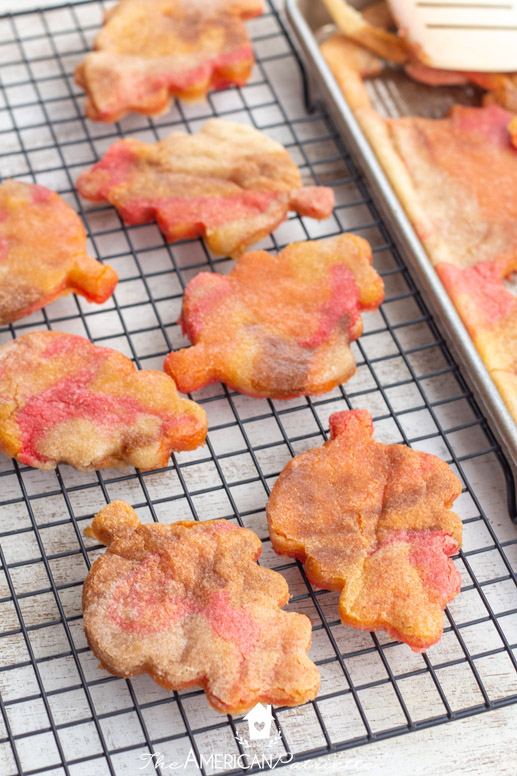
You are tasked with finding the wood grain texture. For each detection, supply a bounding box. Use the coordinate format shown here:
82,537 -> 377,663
301,704 -> 517,776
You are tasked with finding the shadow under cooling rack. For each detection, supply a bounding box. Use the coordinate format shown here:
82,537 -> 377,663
0,1 -> 517,774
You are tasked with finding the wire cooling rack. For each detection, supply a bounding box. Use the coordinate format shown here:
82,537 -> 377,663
0,1 -> 517,774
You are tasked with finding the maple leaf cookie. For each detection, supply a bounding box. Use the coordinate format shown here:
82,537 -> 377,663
0,180 -> 117,325
164,234 -> 384,398
83,500 -> 320,713
76,119 -> 334,258
267,409 -> 463,651
0,331 -> 207,471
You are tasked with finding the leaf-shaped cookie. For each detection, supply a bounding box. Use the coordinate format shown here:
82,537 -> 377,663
164,234 -> 384,398
75,0 -> 263,122
76,119 -> 334,258
83,501 -> 320,713
0,180 -> 117,325
0,331 -> 207,472
267,409 -> 463,651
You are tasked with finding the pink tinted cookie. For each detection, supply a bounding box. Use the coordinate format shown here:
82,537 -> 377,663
76,119 -> 334,258
164,234 -> 384,398
0,331 -> 207,471
75,0 -> 263,123
83,501 -> 320,713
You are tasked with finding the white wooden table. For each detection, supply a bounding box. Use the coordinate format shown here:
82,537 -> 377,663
0,1 -> 516,775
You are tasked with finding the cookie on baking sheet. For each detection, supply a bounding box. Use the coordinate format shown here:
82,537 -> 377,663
0,331 -> 207,472
76,118 -> 334,258
320,0 -> 517,111
0,179 -> 117,325
437,258 -> 517,423
267,409 -> 463,652
371,104 -> 517,271
75,0 -> 263,123
83,501 -> 320,714
163,234 -> 384,399
335,103 -> 517,424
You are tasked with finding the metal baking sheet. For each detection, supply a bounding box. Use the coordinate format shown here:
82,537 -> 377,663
286,0 -> 517,475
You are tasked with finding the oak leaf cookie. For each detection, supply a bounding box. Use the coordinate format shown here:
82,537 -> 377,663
0,180 -> 117,325
75,0 -> 263,123
83,501 -> 320,713
163,234 -> 384,398
267,409 -> 463,651
76,119 -> 334,257
0,331 -> 207,471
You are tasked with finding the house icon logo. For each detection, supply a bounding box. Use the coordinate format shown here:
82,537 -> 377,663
243,703 -> 274,740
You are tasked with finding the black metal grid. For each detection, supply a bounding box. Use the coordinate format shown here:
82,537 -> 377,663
0,0 -> 517,774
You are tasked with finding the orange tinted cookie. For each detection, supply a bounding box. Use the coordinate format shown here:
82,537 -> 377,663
75,0 -> 263,123
267,409 -> 463,652
83,501 -> 320,713
163,234 -> 384,399
382,105 -> 517,270
353,103 -> 517,422
0,331 -> 207,471
437,258 -> 517,421
76,119 -> 334,258
0,180 -> 117,325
